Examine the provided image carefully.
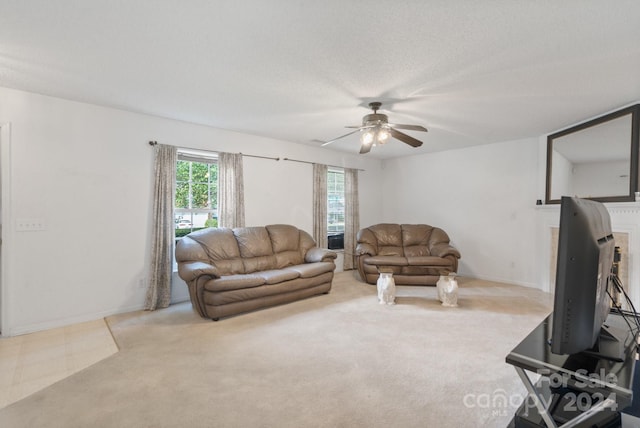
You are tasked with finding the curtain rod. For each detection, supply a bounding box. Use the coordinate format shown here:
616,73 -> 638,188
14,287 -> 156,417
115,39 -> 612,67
282,157 -> 365,171
148,141 -> 280,161
148,141 -> 362,170
239,152 -> 280,161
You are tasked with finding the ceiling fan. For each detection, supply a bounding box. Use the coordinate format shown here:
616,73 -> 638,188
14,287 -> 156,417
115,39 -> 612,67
322,102 -> 428,154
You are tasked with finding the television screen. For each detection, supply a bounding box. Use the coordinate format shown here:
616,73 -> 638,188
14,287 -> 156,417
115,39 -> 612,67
550,197 -> 623,360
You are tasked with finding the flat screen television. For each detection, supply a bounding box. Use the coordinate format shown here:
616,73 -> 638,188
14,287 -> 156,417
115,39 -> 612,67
550,196 -> 626,361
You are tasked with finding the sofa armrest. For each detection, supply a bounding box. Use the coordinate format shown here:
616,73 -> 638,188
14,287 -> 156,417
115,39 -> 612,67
355,243 -> 377,257
430,243 -> 461,259
305,247 -> 337,263
177,261 -> 221,283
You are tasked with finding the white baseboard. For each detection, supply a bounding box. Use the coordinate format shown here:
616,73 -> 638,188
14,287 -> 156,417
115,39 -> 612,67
463,272 -> 541,290
4,303 -> 146,337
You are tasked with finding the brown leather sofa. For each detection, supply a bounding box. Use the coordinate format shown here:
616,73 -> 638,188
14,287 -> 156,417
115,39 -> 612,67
356,223 -> 461,285
175,224 -> 337,320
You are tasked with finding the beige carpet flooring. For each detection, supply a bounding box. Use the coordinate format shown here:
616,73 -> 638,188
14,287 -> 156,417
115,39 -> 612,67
0,272 -> 553,428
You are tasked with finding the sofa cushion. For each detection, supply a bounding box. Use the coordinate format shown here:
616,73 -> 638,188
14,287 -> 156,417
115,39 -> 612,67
234,227 -> 274,258
243,255 -> 278,274
298,229 -> 317,255
258,269 -> 300,285
274,250 -> 304,269
187,228 -> 245,275
266,224 -> 305,267
189,228 -> 241,258
174,235 -> 210,264
203,272 -> 334,307
204,274 -> 265,292
266,224 -> 300,252
213,259 -> 246,276
233,227 -> 278,273
286,262 -> 336,278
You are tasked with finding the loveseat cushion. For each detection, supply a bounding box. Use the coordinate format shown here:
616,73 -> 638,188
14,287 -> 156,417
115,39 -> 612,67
378,246 -> 405,257
406,256 -> 453,266
370,224 -> 403,246
402,224 -> 433,257
369,224 -> 405,256
402,224 -> 432,245
362,256 -> 408,266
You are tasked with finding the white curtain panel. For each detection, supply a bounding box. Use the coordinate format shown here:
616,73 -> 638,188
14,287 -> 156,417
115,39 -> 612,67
218,152 -> 245,229
343,168 -> 360,270
313,163 -> 328,248
145,144 -> 177,310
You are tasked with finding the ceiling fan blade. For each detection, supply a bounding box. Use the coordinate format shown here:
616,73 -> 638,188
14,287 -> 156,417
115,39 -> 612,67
390,128 -> 423,148
321,129 -> 360,146
390,124 -> 428,132
359,143 -> 373,154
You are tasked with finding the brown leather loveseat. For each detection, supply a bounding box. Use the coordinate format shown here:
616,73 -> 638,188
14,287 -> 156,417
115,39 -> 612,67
175,224 -> 337,320
356,223 -> 461,285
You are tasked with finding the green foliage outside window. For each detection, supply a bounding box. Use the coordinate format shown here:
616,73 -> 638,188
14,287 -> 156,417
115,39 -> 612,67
176,160 -> 218,209
175,158 -> 218,239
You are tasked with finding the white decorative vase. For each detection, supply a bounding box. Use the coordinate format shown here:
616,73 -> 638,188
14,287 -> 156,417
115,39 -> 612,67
436,275 -> 447,302
437,273 -> 459,307
377,272 -> 396,305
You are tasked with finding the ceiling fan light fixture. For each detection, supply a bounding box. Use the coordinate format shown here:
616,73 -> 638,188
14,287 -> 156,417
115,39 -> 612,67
322,101 -> 426,154
377,126 -> 390,144
361,128 -> 375,145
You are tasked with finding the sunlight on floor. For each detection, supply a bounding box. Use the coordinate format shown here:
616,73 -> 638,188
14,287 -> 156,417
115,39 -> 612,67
0,319 -> 118,408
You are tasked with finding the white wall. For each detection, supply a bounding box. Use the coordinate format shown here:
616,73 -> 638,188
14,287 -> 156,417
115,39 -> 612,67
550,149 -> 573,199
380,138 -> 540,288
0,86 -> 559,336
0,87 -> 384,335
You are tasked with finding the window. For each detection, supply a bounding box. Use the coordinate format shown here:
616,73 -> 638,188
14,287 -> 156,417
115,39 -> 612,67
327,168 -> 345,249
175,151 -> 218,238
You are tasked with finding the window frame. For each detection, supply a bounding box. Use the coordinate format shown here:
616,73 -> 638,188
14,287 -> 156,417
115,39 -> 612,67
175,149 -> 219,238
327,167 -> 345,249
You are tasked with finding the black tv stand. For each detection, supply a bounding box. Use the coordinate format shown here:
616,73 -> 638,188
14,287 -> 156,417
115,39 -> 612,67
506,313 -> 638,427
582,324 -> 630,363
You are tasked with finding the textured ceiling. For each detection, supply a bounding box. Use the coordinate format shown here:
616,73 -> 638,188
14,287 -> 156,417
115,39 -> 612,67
1,1 -> 640,159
